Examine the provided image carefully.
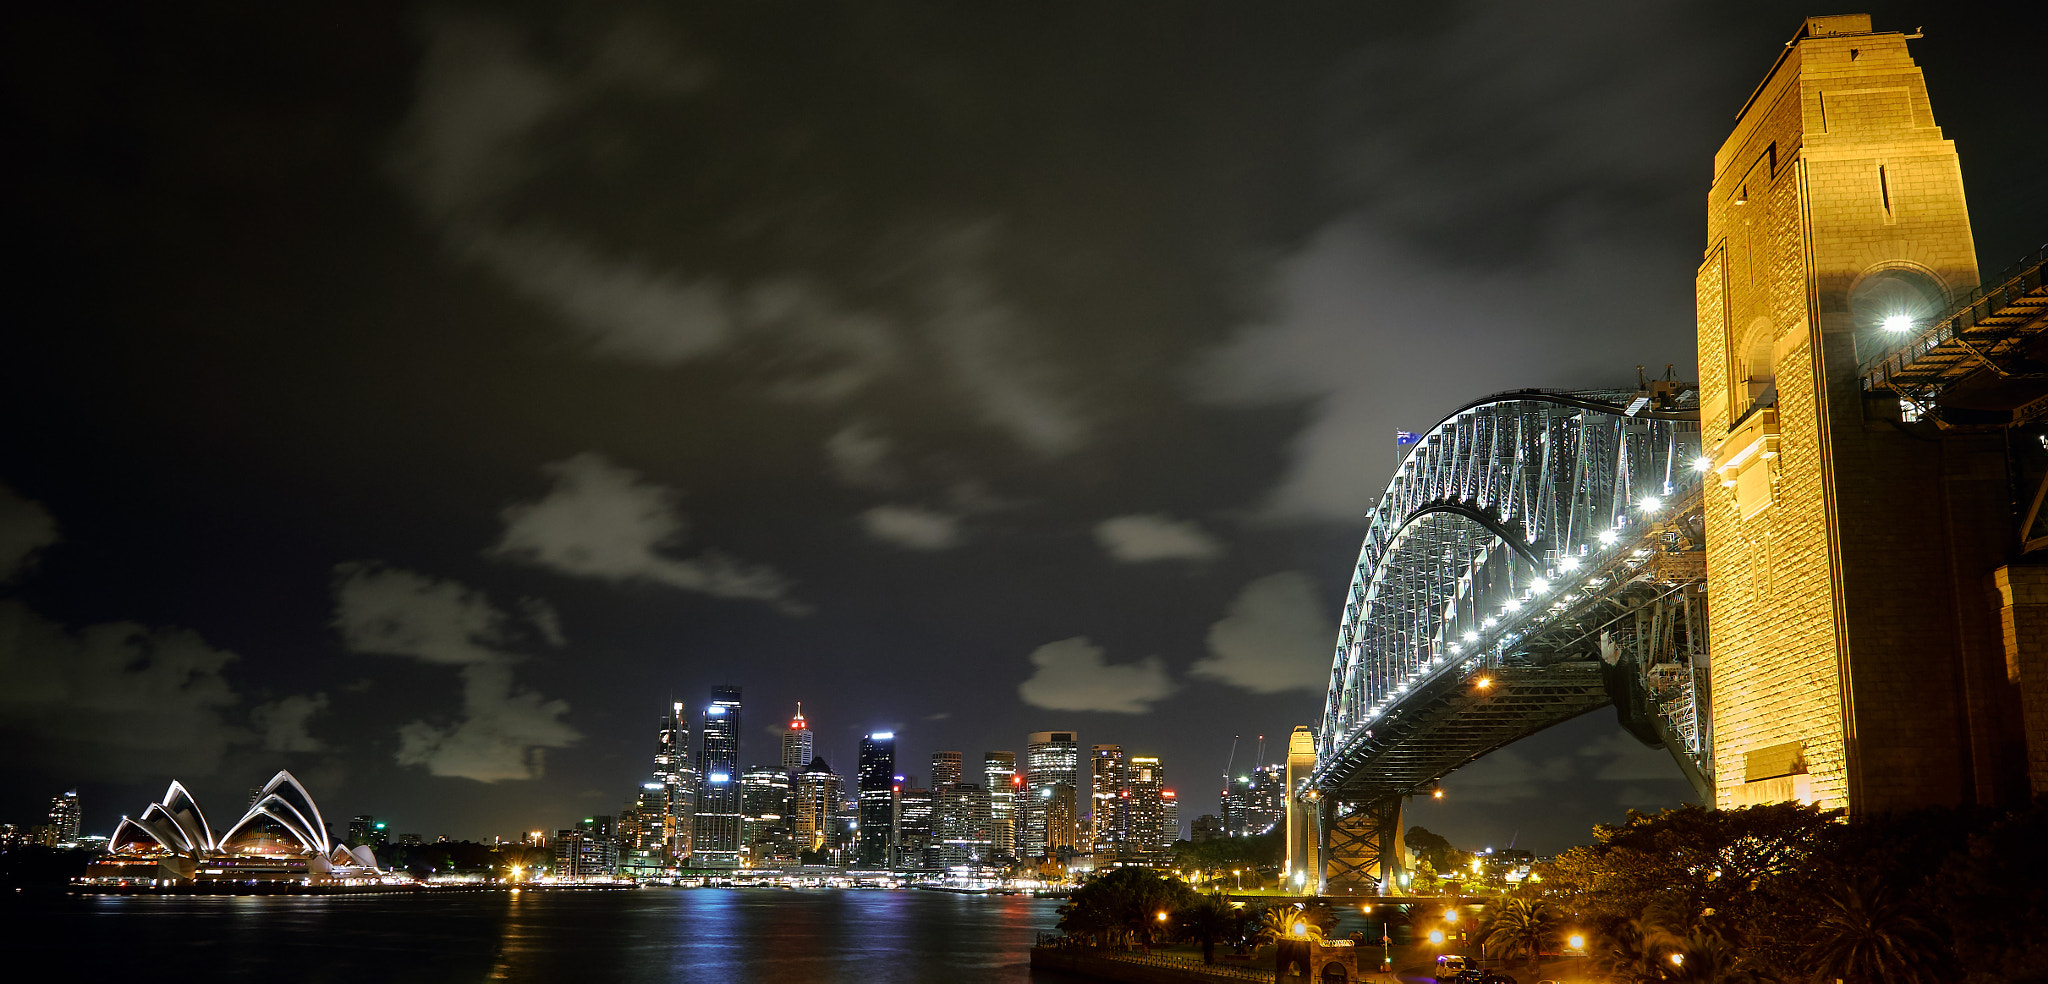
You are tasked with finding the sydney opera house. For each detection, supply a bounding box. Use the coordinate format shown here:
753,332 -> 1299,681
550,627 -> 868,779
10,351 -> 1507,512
86,770 -> 388,886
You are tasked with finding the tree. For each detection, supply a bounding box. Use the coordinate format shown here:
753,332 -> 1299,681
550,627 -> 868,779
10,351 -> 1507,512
1595,916 -> 1668,984
1407,826 -> 1457,874
1661,925 -> 1761,984
1175,895 -> 1242,964
1057,867 -> 1195,951
1476,896 -> 1558,976
1800,875 -> 1944,984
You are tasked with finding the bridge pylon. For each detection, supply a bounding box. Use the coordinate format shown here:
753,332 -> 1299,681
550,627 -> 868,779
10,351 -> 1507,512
1320,795 -> 1405,896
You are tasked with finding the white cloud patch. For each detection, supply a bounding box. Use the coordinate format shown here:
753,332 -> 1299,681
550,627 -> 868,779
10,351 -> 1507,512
331,564 -> 580,782
0,484 -> 59,582
1094,514 -> 1224,563
825,422 -> 899,489
490,453 -> 799,609
0,601 -> 243,780
1017,636 -> 1176,714
1191,572 -> 1333,693
251,693 -> 329,753
861,505 -> 962,551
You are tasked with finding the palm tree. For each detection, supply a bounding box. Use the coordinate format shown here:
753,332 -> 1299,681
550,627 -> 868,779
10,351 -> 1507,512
1476,896 -> 1558,976
1176,895 -> 1242,965
1595,916 -> 1668,984
1661,925 -> 1760,984
1801,876 -> 1945,984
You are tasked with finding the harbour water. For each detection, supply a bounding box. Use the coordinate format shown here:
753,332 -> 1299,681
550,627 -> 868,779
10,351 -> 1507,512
3,886 -> 1086,983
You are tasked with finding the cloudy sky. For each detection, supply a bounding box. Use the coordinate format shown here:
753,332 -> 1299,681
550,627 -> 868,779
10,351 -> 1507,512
3,1 -> 2041,853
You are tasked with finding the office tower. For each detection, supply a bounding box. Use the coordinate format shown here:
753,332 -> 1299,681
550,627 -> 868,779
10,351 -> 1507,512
619,783 -> 671,878
1088,745 -> 1126,854
740,765 -> 791,864
795,756 -> 841,853
693,687 -> 744,868
347,815 -> 380,847
984,752 -> 1018,858
47,790 -> 80,846
1044,783 -> 1077,858
856,732 -> 897,867
930,751 -> 963,789
782,703 -> 813,774
936,782 -> 994,866
1127,755 -> 1165,852
655,701 -> 695,860
1161,789 -> 1179,848
1191,814 -> 1224,844
558,815 -> 618,878
895,781 -> 935,870
1023,731 -> 1078,859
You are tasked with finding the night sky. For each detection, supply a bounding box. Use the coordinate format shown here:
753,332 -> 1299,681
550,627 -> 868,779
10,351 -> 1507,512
3,1 -> 2041,855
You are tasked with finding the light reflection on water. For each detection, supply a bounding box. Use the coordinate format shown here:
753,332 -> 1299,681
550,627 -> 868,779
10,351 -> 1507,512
5,887 -> 1085,984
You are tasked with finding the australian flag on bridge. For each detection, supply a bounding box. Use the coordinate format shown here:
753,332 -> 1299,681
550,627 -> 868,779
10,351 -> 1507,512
1395,430 -> 1424,446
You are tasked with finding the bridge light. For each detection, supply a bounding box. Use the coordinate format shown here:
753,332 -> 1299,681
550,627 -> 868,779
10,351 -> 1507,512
1531,578 -> 1550,593
1503,599 -> 1521,611
1883,313 -> 1913,333
1638,495 -> 1662,512
1597,529 -> 1619,546
1476,677 -> 1492,689
1481,617 -> 1498,628
1559,556 -> 1580,572
1692,455 -> 1714,473
1462,631 -> 1478,643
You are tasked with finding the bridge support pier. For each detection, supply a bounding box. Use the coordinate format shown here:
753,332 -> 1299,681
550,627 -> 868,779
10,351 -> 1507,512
1321,796 -> 1404,896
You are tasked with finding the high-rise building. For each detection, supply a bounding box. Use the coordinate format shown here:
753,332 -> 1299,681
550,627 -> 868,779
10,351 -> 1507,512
740,765 -> 792,866
558,815 -> 618,878
782,703 -> 813,774
984,751 -> 1018,858
894,781 -> 935,870
1044,784 -> 1077,859
1023,731 -> 1079,859
655,701 -> 696,860
795,756 -> 841,854
930,751 -> 963,789
347,814 -> 387,847
693,687 -> 744,868
936,782 -> 994,866
619,783 -> 671,878
856,732 -> 897,867
1127,755 -> 1166,852
1191,813 -> 1224,844
1161,789 -> 1179,848
47,790 -> 80,847
1088,745 -> 1126,854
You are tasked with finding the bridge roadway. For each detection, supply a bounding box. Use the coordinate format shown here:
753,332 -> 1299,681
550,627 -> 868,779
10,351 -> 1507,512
1303,386 -> 1710,894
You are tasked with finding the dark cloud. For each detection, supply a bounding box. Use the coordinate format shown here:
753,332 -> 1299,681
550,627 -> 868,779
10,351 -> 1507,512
0,485 -> 58,583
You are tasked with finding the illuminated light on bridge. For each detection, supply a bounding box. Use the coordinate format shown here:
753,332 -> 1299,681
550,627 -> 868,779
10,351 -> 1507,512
1881,313 -> 1913,333
1302,385 -> 1711,894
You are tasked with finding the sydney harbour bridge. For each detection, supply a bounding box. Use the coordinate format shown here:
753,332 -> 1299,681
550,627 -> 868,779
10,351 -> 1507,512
1293,382 -> 1714,894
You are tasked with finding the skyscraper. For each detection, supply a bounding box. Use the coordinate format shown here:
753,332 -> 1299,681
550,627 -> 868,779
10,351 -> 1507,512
46,790 -> 80,847
655,702 -> 695,860
782,703 -> 812,774
936,782 -> 993,866
1023,731 -> 1078,860
795,756 -> 841,854
930,751 -> 963,789
856,732 -> 897,868
894,781 -> 935,870
1161,789 -> 1179,847
1088,745 -> 1126,854
1127,755 -> 1165,852
984,751 -> 1018,858
619,783 -> 671,878
693,687 -> 743,868
739,765 -> 792,865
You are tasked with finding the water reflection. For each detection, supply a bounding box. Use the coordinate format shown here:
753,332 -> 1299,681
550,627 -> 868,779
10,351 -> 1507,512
8,887 -> 1079,984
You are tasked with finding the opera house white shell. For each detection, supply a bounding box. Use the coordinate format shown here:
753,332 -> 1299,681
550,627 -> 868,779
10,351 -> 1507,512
91,770 -> 384,885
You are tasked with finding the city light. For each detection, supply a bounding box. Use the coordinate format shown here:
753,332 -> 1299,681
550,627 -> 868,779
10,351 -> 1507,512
1569,934 -> 1585,950
1428,929 -> 1445,945
1693,455 -> 1715,472
1638,495 -> 1662,512
1293,922 -> 1308,937
1444,908 -> 1458,923
1598,529 -> 1618,545
1530,578 -> 1550,593
1671,954 -> 1685,967
1883,313 -> 1913,333
1475,677 -> 1492,689
1559,555 -> 1580,572
1462,631 -> 1479,643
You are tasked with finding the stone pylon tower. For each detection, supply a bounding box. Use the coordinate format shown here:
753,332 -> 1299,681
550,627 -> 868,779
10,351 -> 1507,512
1700,15 -> 2021,813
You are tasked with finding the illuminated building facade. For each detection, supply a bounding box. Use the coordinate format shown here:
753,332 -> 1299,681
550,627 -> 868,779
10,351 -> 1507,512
557,815 -> 618,878
619,783 -> 671,878
984,751 -> 1017,858
1698,14 -> 2020,812
930,751 -> 962,789
782,703 -> 812,774
1126,756 -> 1165,852
46,790 -> 80,847
740,766 -> 792,865
693,687 -> 744,867
95,771 -> 382,884
1088,745 -> 1125,853
794,756 -> 841,853
655,701 -> 695,861
1022,731 -> 1078,860
856,732 -> 896,867
936,782 -> 993,866
1162,790 -> 1179,847
894,781 -> 934,870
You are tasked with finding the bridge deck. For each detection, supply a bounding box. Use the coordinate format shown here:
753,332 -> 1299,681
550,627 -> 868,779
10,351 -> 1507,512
1316,661 -> 1613,802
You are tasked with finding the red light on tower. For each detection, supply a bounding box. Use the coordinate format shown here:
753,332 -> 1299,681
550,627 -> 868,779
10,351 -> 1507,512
1162,790 -> 1176,800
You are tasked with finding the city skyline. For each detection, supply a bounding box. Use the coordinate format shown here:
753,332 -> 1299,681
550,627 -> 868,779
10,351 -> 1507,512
4,1 -> 2042,857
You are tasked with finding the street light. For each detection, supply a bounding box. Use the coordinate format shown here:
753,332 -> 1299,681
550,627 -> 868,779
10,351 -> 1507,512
1429,929 -> 1446,945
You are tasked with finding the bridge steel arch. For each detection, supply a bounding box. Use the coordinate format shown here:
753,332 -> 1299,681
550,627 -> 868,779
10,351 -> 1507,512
1306,388 -> 1710,895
